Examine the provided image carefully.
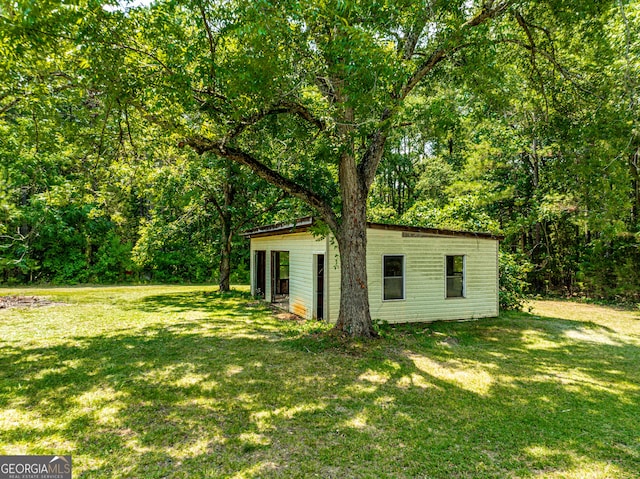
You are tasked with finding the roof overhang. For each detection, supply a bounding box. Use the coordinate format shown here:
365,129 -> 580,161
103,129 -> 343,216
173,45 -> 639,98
368,222 -> 503,241
241,216 -> 315,238
242,216 -> 503,241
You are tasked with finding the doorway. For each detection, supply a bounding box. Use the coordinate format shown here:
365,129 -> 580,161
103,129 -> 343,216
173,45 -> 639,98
271,251 -> 290,307
254,250 -> 266,298
315,254 -> 325,320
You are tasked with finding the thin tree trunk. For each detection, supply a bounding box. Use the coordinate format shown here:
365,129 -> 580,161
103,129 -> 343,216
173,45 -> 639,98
218,160 -> 236,292
219,214 -> 232,292
631,146 -> 639,223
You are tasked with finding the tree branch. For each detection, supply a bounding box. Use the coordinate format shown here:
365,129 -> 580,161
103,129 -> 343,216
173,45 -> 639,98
130,100 -> 180,131
357,108 -> 394,191
515,11 -> 536,62
235,192 -> 288,232
1,71 -> 77,117
198,2 -> 219,91
463,0 -> 512,28
115,43 -> 177,77
96,96 -> 114,156
399,46 -> 452,100
497,38 -> 598,97
124,103 -> 137,152
399,0 -> 514,100
514,11 -> 549,112
359,2 -> 515,193
0,97 -> 21,116
398,15 -> 427,61
206,190 -> 225,219
225,101 -> 325,142
315,76 -> 337,104
181,136 -> 338,232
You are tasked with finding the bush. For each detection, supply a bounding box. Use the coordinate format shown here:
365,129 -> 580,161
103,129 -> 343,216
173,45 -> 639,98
91,233 -> 135,283
230,261 -> 250,285
499,251 -> 532,311
579,235 -> 640,303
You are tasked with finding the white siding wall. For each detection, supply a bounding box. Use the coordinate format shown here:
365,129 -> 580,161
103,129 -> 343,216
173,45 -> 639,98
250,233 -> 327,320
251,228 -> 499,324
326,228 -> 499,324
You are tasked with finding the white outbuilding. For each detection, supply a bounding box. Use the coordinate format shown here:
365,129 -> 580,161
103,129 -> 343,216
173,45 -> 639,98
243,217 -> 502,324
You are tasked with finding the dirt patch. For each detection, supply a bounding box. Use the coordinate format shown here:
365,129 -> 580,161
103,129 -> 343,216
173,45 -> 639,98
274,311 -> 304,321
269,304 -> 303,321
0,295 -> 66,309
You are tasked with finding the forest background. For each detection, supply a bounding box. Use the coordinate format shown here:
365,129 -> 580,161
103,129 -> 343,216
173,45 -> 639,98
1,0 -> 639,309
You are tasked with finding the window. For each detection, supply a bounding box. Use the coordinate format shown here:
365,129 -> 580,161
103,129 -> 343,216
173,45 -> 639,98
272,251 -> 290,298
383,255 -> 404,300
446,255 -> 465,298
278,251 -> 290,280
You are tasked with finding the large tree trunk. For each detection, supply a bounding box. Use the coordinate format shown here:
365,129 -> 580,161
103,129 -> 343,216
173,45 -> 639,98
334,213 -> 376,337
333,139 -> 377,337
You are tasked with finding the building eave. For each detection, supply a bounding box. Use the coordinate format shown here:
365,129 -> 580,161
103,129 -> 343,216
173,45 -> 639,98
367,222 -> 504,241
241,216 -> 315,238
242,216 -> 504,241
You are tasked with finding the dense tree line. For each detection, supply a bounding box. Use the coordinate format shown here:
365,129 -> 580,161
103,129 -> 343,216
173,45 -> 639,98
1,1 -> 638,335
369,1 -> 640,303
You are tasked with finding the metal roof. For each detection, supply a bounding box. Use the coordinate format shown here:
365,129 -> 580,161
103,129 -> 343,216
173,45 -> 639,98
242,217 -> 503,240
241,216 -> 315,238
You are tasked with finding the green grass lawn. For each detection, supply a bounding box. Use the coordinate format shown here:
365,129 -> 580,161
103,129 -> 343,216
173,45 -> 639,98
1,285 -> 639,478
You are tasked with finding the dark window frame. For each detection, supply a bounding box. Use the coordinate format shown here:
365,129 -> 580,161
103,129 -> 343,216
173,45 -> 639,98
383,254 -> 405,301
446,255 -> 465,299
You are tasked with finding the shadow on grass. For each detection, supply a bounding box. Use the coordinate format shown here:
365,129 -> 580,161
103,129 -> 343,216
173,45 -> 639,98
1,293 -> 639,478
132,289 -> 256,313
